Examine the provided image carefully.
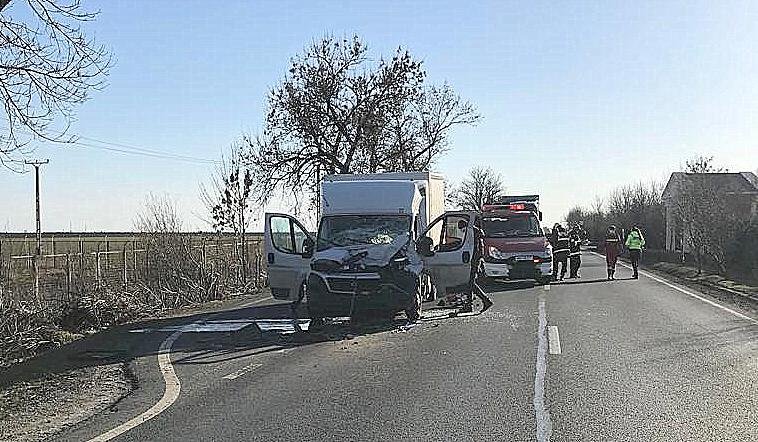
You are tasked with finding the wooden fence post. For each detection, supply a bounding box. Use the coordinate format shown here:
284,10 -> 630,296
122,243 -> 128,289
132,240 -> 137,282
65,253 -> 71,300
79,240 -> 85,293
96,248 -> 101,288
201,238 -> 207,281
145,241 -> 150,286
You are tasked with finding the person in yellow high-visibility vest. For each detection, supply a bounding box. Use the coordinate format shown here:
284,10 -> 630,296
625,226 -> 645,279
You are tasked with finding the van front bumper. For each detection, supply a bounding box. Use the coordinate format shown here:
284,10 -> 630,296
482,260 -> 552,280
306,272 -> 416,318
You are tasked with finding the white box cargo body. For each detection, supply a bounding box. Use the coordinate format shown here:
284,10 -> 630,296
322,172 -> 445,237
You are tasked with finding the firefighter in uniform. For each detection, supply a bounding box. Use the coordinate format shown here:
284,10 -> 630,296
552,224 -> 570,281
568,225 -> 582,278
604,225 -> 622,280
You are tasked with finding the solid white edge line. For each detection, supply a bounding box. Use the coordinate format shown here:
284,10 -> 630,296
590,252 -> 758,326
534,300 -> 552,442
86,327 -> 185,442
548,325 -> 561,355
87,295 -> 274,441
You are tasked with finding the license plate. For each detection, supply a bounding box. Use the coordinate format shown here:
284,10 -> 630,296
516,255 -> 532,261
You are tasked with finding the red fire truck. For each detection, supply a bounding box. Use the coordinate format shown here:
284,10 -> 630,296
479,195 -> 553,284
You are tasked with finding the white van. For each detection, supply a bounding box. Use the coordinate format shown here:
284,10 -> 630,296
264,172 -> 477,326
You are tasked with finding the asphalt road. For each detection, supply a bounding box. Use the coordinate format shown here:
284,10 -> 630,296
54,253 -> 758,441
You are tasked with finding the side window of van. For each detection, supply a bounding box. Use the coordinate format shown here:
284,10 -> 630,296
423,213 -> 469,253
270,216 -> 309,254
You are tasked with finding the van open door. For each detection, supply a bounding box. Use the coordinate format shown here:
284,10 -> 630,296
416,211 -> 478,295
263,213 -> 314,302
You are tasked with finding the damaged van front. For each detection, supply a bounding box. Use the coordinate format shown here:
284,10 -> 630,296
307,213 -> 424,323
264,174 -> 478,328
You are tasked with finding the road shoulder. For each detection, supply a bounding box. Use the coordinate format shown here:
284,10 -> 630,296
0,291 -> 271,442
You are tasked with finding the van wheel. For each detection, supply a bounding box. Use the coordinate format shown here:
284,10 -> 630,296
405,281 -> 423,322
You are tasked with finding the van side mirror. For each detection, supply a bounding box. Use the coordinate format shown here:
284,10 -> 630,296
539,211 -> 543,221
416,236 -> 434,257
302,237 -> 315,258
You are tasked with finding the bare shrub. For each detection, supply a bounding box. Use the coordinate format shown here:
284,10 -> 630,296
134,194 -> 215,307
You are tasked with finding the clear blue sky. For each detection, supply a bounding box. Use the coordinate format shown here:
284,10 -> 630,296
2,0 -> 757,231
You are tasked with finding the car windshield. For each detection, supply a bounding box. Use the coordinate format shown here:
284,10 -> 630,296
482,214 -> 542,238
316,215 -> 411,251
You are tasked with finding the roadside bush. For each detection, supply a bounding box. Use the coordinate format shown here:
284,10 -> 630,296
725,220 -> 758,284
0,300 -> 57,368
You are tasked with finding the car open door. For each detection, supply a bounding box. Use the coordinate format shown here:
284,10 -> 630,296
417,211 -> 478,295
263,213 -> 313,301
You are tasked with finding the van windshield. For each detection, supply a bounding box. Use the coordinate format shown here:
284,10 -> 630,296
317,215 -> 411,251
482,214 -> 542,238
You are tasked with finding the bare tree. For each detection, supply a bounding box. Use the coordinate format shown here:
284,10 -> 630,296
245,35 -> 479,207
448,166 -> 504,210
0,0 -> 111,168
200,142 -> 254,281
685,155 -> 726,173
674,157 -> 734,274
563,182 -> 664,247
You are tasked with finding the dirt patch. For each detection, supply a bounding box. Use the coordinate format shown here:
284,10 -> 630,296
0,363 -> 133,442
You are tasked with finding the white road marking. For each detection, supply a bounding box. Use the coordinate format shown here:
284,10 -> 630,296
88,295 -> 274,441
255,318 -> 310,332
534,299 -> 552,442
590,252 -> 758,326
87,326 -> 186,442
129,319 -> 258,334
548,326 -> 561,355
543,284 -> 550,291
223,362 -> 263,380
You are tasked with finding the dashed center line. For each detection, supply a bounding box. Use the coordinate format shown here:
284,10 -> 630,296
534,299 -> 552,442
548,326 -> 561,355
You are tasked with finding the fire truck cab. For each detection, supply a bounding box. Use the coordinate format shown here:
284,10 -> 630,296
479,195 -> 553,284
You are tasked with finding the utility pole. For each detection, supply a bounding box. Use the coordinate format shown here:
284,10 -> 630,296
25,159 -> 49,303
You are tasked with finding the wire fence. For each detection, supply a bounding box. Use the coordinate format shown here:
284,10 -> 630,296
0,234 -> 266,309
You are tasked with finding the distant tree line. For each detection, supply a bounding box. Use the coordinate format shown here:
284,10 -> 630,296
565,181 -> 665,249
565,156 -> 757,283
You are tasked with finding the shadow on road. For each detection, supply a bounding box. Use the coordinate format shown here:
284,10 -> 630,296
552,278 -> 609,286
478,279 -> 538,292
1,297 -> 479,384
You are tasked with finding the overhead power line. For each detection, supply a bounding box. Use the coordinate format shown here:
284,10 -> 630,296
2,126 -> 222,165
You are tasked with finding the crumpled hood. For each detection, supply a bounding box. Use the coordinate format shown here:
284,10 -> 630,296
313,234 -> 412,268
484,236 -> 550,253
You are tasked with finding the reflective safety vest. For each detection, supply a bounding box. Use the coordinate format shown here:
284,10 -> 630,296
626,231 -> 645,250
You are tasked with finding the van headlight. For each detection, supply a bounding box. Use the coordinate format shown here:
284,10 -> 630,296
487,246 -> 509,260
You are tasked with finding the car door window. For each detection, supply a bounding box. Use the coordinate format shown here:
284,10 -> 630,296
439,215 -> 468,252
270,215 -> 310,254
424,213 -> 469,253
270,216 -> 295,252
